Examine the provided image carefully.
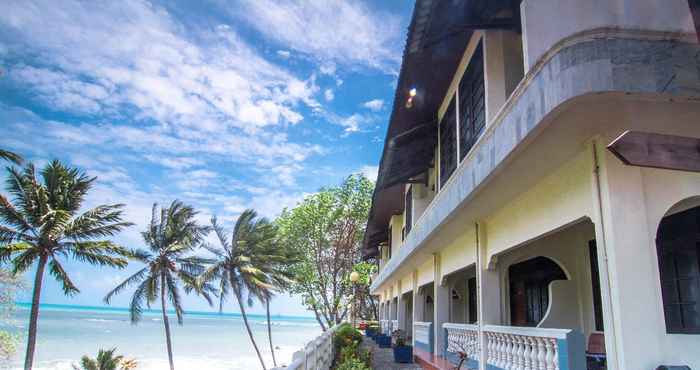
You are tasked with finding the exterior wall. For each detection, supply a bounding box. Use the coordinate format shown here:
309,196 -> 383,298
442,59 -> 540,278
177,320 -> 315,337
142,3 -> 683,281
417,258 -> 434,288
495,221 -> 597,339
484,30 -> 524,124
597,138 -> 700,369
485,148 -> 595,260
400,274 -> 413,295
371,32 -> 700,293
439,226 -> 477,279
390,213 -> 404,254
520,0 -> 695,70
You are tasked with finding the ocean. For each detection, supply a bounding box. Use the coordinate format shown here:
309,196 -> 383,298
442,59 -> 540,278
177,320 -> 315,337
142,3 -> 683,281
2,303 -> 321,370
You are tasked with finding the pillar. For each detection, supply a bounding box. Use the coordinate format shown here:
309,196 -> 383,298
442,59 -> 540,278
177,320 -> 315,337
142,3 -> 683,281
434,253 -> 450,356
397,280 -> 406,332
476,222 -> 501,370
411,270 -> 421,348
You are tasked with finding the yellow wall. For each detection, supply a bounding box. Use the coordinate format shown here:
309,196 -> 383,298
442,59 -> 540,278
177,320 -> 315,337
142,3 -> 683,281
485,146 -> 594,260
439,226 -> 477,279
417,258 -> 434,287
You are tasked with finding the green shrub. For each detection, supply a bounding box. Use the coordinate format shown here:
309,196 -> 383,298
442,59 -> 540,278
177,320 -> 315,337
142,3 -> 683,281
336,356 -> 370,370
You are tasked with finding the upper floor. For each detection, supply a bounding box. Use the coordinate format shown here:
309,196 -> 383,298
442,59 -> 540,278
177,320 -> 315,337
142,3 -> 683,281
363,0 -> 699,279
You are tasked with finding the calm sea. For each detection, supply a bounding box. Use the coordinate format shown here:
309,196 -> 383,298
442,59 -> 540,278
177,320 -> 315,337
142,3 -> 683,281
2,303 -> 321,370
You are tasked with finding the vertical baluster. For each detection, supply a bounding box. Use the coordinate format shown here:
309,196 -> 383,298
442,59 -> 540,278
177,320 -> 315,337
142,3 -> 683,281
544,337 -> 554,370
551,338 -> 559,370
522,335 -> 531,370
535,337 -> 546,370
497,333 -> 505,368
486,332 -> 493,365
516,335 -> 526,370
528,337 -> 538,370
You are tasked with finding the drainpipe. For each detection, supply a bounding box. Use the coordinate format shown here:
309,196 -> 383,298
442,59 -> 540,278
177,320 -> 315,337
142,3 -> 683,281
591,140 -> 620,369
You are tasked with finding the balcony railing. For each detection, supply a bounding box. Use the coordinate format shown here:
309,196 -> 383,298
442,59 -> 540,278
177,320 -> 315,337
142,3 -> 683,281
483,325 -> 584,370
391,319 -> 399,332
380,319 -> 390,335
443,323 -> 479,365
413,321 -> 434,353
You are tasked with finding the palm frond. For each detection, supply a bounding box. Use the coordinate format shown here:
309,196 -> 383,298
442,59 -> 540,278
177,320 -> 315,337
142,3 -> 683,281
11,248 -> 39,274
165,271 -> 184,325
48,258 -> 80,296
67,241 -> 130,268
64,204 -> 134,240
0,242 -> 31,264
104,267 -> 149,304
0,149 -> 23,165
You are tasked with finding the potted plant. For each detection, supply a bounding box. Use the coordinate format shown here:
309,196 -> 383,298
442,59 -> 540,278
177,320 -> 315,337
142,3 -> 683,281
376,331 -> 392,348
391,330 -> 413,363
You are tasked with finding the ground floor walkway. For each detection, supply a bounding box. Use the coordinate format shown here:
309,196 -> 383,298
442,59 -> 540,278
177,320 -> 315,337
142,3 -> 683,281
362,337 -> 423,370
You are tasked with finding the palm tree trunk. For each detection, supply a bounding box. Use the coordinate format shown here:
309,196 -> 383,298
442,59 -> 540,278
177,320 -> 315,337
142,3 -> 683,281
24,254 -> 47,370
265,298 -> 277,367
161,274 -> 175,370
233,285 -> 266,370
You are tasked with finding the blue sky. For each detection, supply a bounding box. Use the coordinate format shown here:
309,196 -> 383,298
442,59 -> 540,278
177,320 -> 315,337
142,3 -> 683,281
0,0 -> 413,317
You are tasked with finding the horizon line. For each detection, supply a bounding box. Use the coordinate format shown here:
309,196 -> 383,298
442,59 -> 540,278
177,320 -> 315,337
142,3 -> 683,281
15,301 -> 316,319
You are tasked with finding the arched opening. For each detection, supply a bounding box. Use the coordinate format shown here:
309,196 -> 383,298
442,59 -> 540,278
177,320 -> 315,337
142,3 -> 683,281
508,256 -> 567,327
656,199 -> 700,334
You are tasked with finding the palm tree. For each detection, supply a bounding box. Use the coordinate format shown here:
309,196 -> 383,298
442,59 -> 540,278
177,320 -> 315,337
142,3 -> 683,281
0,161 -> 133,370
0,149 -> 22,165
104,201 -> 211,370
253,237 -> 299,368
72,348 -> 137,370
200,210 -> 279,370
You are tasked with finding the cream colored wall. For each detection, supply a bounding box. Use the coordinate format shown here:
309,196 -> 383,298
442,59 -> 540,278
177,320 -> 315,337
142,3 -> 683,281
597,141 -> 700,369
390,214 -> 404,254
485,147 -> 595,262
439,226 -> 477,279
400,274 -> 413,295
520,0 -> 695,70
496,220 -> 598,339
417,258 -> 434,287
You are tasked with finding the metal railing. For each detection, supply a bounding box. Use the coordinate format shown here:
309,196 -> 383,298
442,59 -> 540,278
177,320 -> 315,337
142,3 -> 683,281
272,324 -> 338,370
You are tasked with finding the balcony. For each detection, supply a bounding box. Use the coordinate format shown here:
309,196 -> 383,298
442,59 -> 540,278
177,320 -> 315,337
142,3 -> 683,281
370,28 -> 700,293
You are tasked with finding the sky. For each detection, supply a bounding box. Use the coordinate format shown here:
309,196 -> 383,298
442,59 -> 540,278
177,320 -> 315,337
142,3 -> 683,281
0,0 -> 413,317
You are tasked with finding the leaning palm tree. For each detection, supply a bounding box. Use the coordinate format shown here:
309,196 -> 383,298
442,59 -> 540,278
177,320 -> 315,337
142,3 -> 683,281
72,348 -> 137,370
0,149 -> 22,165
104,201 -> 211,370
0,161 -> 133,370
201,210 -> 279,370
252,238 -> 299,368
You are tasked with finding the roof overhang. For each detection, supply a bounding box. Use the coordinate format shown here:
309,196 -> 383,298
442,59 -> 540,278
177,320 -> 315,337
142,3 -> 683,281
362,0 -> 522,259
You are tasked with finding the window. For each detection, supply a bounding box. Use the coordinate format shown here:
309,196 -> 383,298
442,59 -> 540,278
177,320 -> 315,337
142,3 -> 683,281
439,96 -> 457,188
509,257 -> 567,327
468,277 -> 477,324
405,186 -> 413,235
589,240 -> 605,331
387,226 -> 392,260
459,42 -> 485,160
656,206 -> 700,334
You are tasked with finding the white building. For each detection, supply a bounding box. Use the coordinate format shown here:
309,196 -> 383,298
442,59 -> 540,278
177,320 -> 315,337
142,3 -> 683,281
363,1 -> 700,369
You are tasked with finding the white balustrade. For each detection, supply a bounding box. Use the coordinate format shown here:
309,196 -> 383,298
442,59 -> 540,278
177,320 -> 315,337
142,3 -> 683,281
391,319 -> 399,332
443,323 -> 479,361
272,324 -> 339,370
483,325 -> 571,370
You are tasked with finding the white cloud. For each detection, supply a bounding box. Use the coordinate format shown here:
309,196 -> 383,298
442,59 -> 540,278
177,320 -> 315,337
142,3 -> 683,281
359,165 -> 378,182
324,88 -> 334,102
362,99 -> 384,112
323,112 -> 374,135
319,62 -> 336,76
276,50 -> 291,59
237,0 -> 403,73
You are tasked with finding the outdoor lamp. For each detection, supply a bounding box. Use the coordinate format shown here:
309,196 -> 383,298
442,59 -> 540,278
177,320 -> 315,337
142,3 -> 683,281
349,271 -> 360,283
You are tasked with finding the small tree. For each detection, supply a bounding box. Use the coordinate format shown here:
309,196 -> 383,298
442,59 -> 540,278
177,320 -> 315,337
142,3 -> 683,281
276,175 -> 373,330
72,348 -> 137,370
351,261 -> 378,321
0,269 -> 24,365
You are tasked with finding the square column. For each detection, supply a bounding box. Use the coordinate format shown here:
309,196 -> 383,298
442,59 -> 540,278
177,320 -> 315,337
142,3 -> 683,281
476,222 -> 502,370
397,281 -> 406,332
433,253 -> 450,356
411,271 -> 422,347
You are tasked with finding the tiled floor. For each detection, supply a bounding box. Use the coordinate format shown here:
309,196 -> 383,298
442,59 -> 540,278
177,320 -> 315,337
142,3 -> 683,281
362,337 -> 423,370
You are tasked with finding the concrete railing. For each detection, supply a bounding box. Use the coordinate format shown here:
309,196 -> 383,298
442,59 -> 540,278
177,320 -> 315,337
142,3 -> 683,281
391,320 -> 398,332
413,321 -> 434,354
443,323 -> 479,365
272,324 -> 338,370
483,325 -> 585,370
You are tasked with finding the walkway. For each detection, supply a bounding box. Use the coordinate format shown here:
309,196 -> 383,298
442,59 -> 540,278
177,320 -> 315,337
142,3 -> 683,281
362,337 -> 423,370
